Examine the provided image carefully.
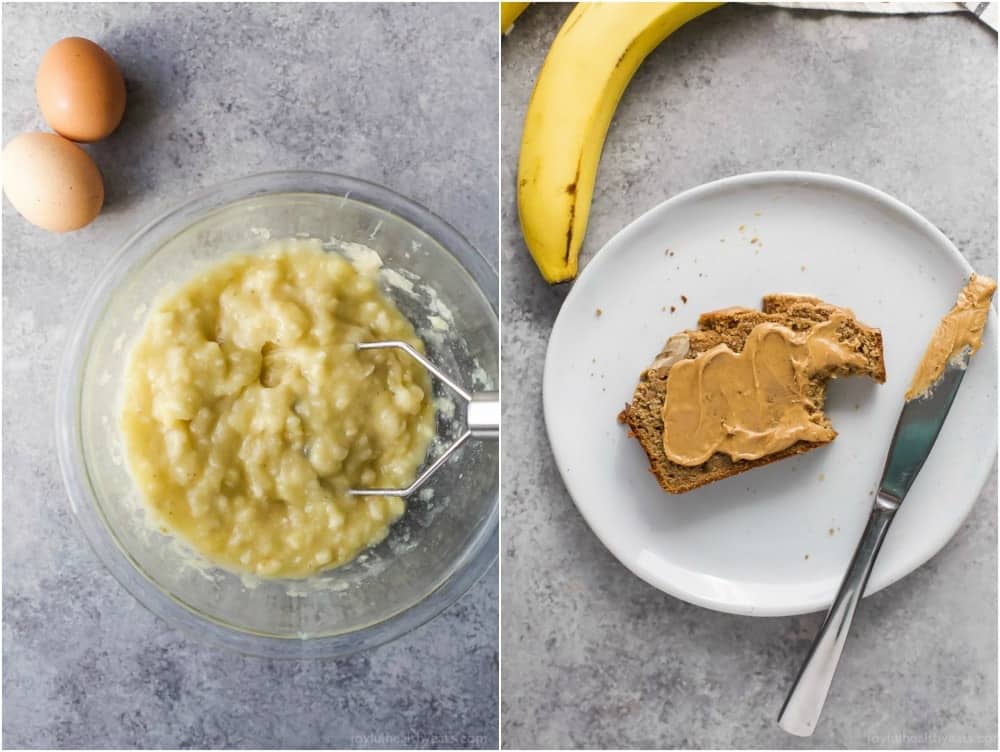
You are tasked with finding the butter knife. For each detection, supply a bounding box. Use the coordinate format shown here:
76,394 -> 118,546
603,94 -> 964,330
777,361 -> 969,737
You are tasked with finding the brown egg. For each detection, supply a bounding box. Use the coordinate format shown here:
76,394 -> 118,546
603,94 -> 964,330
36,37 -> 126,142
2,132 -> 104,232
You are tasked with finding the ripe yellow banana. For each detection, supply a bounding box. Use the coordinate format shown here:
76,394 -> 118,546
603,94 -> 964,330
517,2 -> 720,283
501,2 -> 530,34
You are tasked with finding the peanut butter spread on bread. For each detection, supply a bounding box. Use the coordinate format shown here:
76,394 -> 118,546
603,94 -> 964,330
906,274 -> 997,401
662,314 -> 866,466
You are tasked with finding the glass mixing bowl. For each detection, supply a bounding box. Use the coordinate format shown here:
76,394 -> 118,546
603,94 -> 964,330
56,171 -> 498,657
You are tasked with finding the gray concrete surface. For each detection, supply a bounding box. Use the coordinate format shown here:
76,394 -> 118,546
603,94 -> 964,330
501,4 -> 996,749
3,4 -> 497,749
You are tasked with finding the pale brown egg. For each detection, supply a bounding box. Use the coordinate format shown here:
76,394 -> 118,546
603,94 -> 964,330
2,132 -> 104,232
36,37 -> 126,143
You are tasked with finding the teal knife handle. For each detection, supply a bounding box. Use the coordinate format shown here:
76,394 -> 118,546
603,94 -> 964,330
777,497 -> 898,737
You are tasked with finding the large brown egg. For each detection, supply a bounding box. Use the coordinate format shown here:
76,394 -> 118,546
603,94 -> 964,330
36,37 -> 126,142
2,132 -> 104,232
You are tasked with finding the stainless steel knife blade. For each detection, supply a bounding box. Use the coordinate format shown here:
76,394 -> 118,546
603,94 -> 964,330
878,362 -> 967,505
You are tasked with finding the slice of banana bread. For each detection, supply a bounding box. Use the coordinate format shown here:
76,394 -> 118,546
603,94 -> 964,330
619,295 -> 885,494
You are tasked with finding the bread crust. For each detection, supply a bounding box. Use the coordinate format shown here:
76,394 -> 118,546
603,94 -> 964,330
619,295 -> 885,494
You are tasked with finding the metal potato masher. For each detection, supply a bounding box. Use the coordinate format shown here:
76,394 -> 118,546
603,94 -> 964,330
348,341 -> 499,496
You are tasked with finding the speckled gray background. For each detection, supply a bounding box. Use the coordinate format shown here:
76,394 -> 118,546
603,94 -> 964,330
501,4 -> 996,749
3,3 -> 497,749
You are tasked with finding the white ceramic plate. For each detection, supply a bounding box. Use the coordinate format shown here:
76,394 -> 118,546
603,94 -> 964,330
543,171 -> 997,617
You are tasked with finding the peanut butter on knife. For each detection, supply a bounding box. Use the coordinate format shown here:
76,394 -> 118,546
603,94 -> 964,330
906,274 -> 997,401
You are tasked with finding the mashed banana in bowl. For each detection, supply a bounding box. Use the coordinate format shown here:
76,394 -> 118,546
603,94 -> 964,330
121,238 -> 435,578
